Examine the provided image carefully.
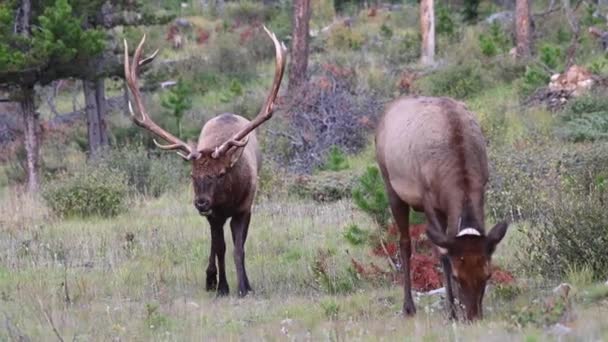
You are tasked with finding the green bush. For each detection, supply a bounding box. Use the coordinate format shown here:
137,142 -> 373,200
352,166 -> 389,227
100,146 -> 188,198
487,143 -> 608,279
539,43 -> 562,70
319,146 -> 349,172
327,26 -> 366,51
226,1 -> 271,24
343,223 -> 369,246
161,78 -> 192,137
243,27 -> 277,61
559,111 -> 608,142
436,3 -> 456,38
478,22 -> 511,57
383,32 -> 420,66
208,34 -> 254,81
43,166 -> 128,218
419,63 -> 485,99
558,94 -> 608,141
517,65 -> 549,97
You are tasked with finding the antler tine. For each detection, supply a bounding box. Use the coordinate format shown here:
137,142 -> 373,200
211,26 -> 287,159
123,34 -> 196,161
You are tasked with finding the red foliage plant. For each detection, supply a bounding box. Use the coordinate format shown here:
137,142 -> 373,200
196,28 -> 210,45
354,222 -> 516,292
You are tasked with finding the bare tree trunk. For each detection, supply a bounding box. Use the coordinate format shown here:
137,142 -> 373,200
21,88 -> 40,193
288,0 -> 311,90
17,0 -> 40,193
420,0 -> 435,66
563,0 -> 581,69
95,79 -> 109,147
515,0 -> 531,58
83,79 -> 108,158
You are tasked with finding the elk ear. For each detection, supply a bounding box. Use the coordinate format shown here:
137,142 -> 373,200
227,145 -> 247,168
425,222 -> 452,251
486,221 -> 509,255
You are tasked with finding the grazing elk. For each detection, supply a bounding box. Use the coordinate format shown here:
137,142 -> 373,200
123,27 -> 287,297
375,96 -> 509,321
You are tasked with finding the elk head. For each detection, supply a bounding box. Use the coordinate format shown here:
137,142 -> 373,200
124,27 -> 287,216
424,201 -> 509,321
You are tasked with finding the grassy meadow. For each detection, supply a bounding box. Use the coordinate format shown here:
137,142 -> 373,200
1,186 -> 608,341
2,0 -> 608,340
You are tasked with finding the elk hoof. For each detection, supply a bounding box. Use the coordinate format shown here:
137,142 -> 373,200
205,270 -> 217,291
216,284 -> 229,297
403,303 -> 417,317
237,286 -> 251,298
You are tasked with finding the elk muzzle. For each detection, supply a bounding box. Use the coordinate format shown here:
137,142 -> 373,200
194,197 -> 213,216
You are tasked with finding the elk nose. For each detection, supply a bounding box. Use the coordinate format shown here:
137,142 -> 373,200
195,198 -> 211,212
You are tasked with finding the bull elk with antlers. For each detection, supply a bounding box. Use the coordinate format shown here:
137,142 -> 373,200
124,27 -> 287,297
375,96 -> 510,321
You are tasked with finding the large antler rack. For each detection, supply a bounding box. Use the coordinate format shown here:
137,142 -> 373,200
211,26 -> 287,159
124,35 -> 199,160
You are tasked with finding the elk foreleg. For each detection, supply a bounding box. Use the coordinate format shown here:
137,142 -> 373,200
205,241 -> 217,291
231,211 -> 253,297
440,255 -> 457,320
435,211 -> 457,320
208,216 -> 229,296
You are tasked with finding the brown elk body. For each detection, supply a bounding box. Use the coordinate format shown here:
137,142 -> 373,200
124,27 -> 286,297
375,96 -> 509,321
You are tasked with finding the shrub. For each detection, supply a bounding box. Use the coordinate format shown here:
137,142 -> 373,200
267,62 -> 382,173
539,43 -> 562,70
327,25 -> 366,51
100,146 -> 188,198
352,166 -> 390,227
518,65 -> 550,97
419,63 -> 485,99
379,23 -> 393,40
383,32 -> 420,66
43,166 -> 128,218
487,143 -> 608,279
436,3 -> 456,38
559,111 -> 608,142
289,170 -> 358,202
161,78 -> 192,137
242,27 -> 276,61
557,94 -> 608,141
226,1 -> 271,25
319,146 -> 349,172
208,33 -> 254,81
478,22 -> 511,57
311,248 -> 358,294
343,223 -> 369,246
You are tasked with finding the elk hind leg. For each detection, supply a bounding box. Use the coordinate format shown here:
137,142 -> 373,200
387,187 -> 416,316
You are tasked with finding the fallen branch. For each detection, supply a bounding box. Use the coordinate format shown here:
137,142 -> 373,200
379,239 -> 398,272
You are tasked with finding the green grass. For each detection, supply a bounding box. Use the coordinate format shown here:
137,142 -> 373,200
1,188 -> 608,341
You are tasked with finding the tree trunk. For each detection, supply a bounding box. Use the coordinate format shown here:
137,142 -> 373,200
95,78 -> 109,147
288,0 -> 312,90
515,0 -> 531,58
563,0 -> 581,69
21,88 -> 40,193
17,0 -> 31,34
420,0 -> 435,66
83,78 -> 108,158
